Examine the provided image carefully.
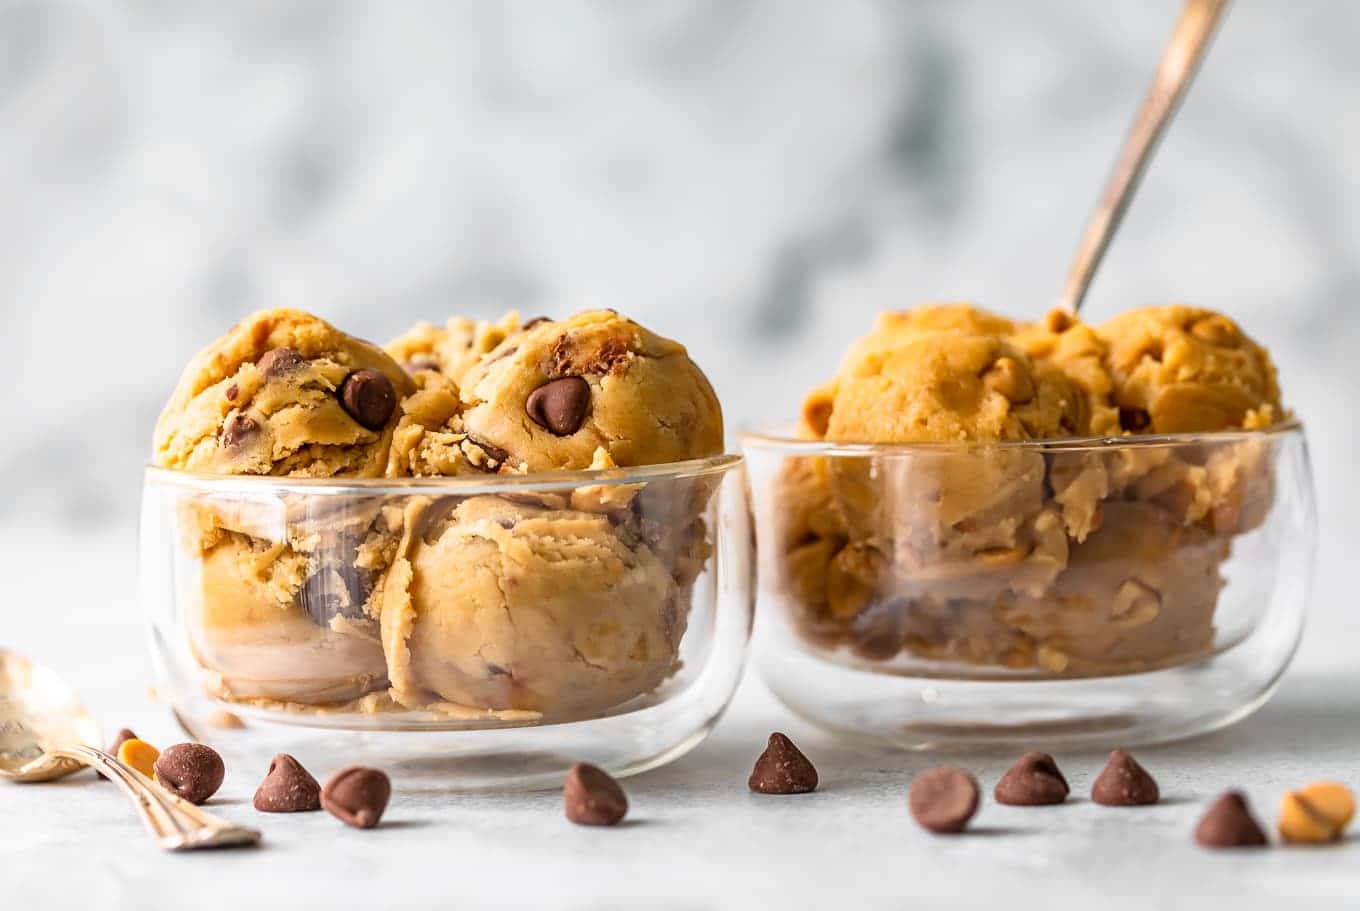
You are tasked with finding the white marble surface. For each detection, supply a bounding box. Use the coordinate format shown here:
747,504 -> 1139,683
2,529 -> 1359,909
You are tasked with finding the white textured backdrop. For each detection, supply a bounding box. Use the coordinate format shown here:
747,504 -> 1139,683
2,1 -> 1356,667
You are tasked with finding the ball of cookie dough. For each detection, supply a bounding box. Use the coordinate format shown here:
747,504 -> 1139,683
826,331 -> 1088,443
1099,305 -> 1281,434
1012,309 -> 1120,437
386,311 -> 526,386
191,533 -> 389,704
379,496 -> 683,716
154,309 -> 414,477
454,310 -> 724,471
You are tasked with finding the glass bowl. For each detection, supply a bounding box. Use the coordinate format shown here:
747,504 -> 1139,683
140,455 -> 752,790
742,421 -> 1314,749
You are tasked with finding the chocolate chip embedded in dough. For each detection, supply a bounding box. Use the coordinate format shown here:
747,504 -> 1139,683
404,356 -> 441,374
300,565 -> 368,624
909,766 -> 980,834
1091,749 -> 1160,806
525,376 -> 591,436
1119,407 -> 1152,432
221,413 -> 260,448
1195,791 -> 1268,848
522,316 -> 551,330
339,368 -> 397,430
563,763 -> 628,826
224,383 -> 239,401
994,751 -> 1069,806
254,753 -> 322,813
748,733 -> 818,795
257,346 -> 306,378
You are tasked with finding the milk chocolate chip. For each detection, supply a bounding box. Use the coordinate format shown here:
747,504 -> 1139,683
748,733 -> 818,795
254,754 -> 322,813
98,728 -> 139,783
563,763 -> 628,826
300,565 -> 367,624
1195,791 -> 1268,848
526,376 -> 590,436
994,751 -> 1069,806
257,346 -> 305,378
153,742 -> 225,805
321,766 -> 391,829
221,413 -> 259,448
1091,749 -> 1159,806
909,766 -> 979,834
339,369 -> 396,430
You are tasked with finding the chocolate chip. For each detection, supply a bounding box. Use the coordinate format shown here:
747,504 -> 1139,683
98,728 -> 139,783
526,376 -> 591,436
522,316 -> 551,330
321,766 -> 391,829
257,346 -> 305,378
404,356 -> 441,374
1119,407 -> 1152,432
153,742 -> 225,805
563,763 -> 628,826
224,383 -> 239,401
299,565 -> 368,624
748,733 -> 818,795
221,413 -> 260,448
253,753 -> 322,813
1091,749 -> 1160,806
1195,791 -> 1268,848
909,766 -> 979,834
994,751 -> 1069,806
339,368 -> 397,430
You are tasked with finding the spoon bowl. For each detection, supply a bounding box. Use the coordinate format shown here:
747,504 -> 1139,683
0,650 -> 102,782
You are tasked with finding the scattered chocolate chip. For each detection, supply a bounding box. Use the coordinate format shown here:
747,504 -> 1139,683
257,346 -> 305,378
563,763 -> 628,826
1091,749 -> 1160,806
994,751 -> 1069,806
909,766 -> 980,834
1195,791 -> 1268,848
98,728 -> 139,782
1119,407 -> 1152,432
748,733 -> 818,795
221,413 -> 260,448
254,754 -> 322,813
339,368 -> 397,430
299,565 -> 367,624
522,316 -> 551,330
153,742 -> 225,805
526,376 -> 590,435
321,766 -> 391,829
224,383 -> 239,401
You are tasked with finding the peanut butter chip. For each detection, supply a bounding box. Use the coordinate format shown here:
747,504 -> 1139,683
117,739 -> 160,778
1195,791 -> 1268,848
1279,782 -> 1355,844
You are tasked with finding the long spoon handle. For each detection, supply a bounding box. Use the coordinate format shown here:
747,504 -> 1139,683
1058,0 -> 1230,314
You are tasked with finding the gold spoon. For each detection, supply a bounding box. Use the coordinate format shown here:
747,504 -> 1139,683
1058,0 -> 1230,314
0,649 -> 260,851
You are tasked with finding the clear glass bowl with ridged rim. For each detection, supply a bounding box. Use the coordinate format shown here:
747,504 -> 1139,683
140,454 -> 752,791
740,421 -> 1314,749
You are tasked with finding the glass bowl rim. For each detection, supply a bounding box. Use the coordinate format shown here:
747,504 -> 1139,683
143,452 -> 743,496
738,417 -> 1304,455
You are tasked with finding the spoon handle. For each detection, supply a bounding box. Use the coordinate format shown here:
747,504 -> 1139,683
54,745 -> 261,851
1057,0 -> 1230,314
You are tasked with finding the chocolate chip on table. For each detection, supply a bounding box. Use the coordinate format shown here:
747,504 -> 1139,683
153,743 -> 225,805
322,766 -> 391,829
1091,749 -> 1160,806
254,754 -> 322,813
257,346 -> 305,378
221,413 -> 260,448
563,763 -> 628,826
98,728 -> 139,782
339,368 -> 397,430
1195,791 -> 1268,849
994,751 -> 1069,806
525,376 -> 591,436
909,766 -> 980,834
748,733 -> 818,795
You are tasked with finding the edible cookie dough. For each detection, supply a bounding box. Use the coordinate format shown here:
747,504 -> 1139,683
379,496 -> 684,717
155,309 -> 413,477
774,301 -> 1286,676
386,311 -> 526,386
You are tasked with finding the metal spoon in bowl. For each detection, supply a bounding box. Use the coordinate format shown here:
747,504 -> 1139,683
0,649 -> 260,851
1058,0 -> 1231,314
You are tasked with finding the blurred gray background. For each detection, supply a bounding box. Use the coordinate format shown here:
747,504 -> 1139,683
1,1 -> 1355,669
